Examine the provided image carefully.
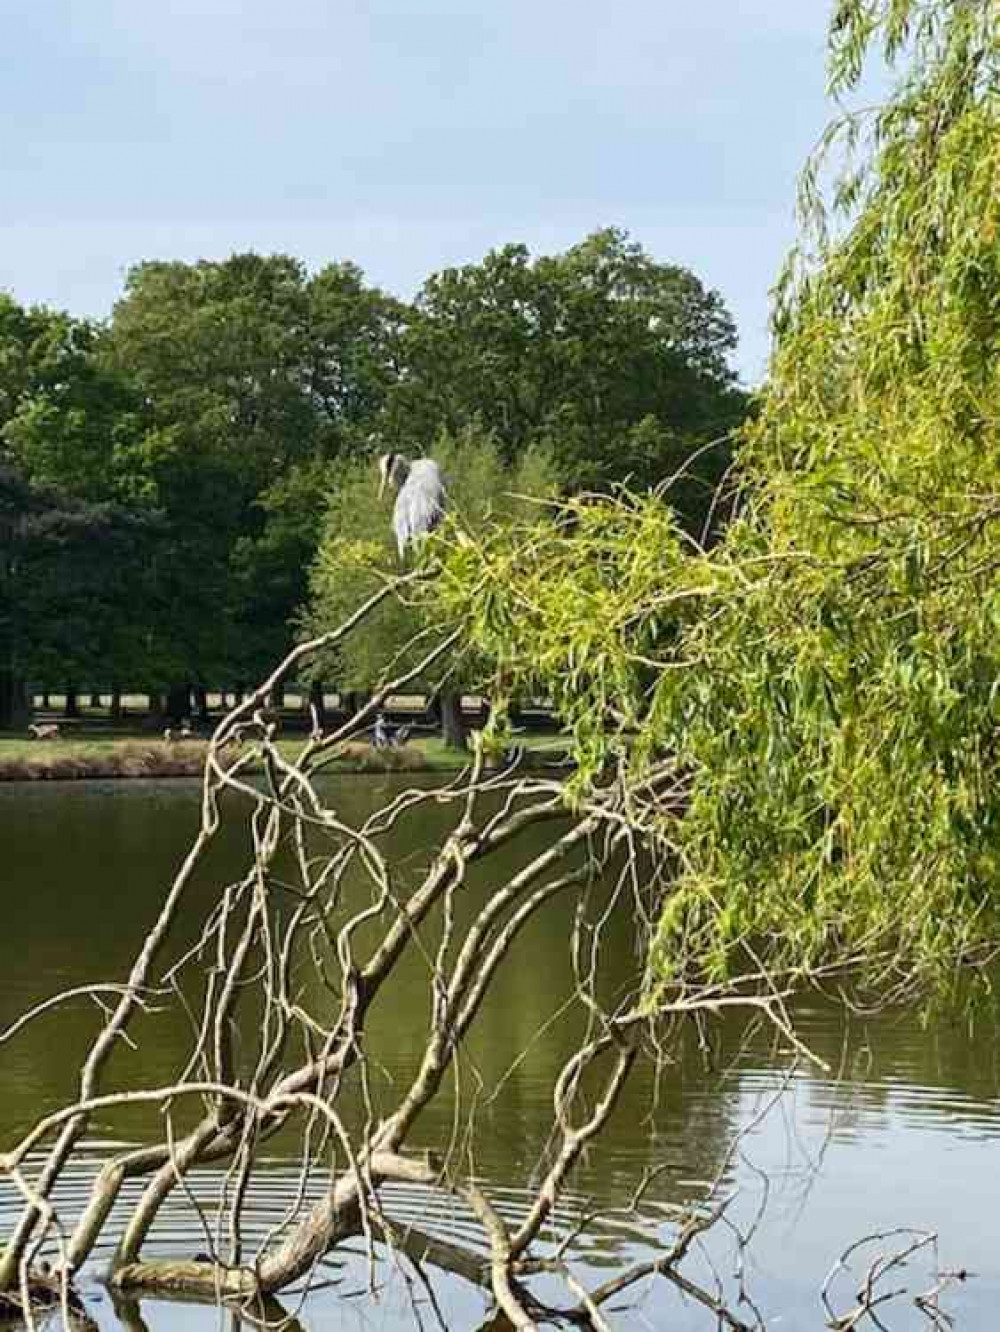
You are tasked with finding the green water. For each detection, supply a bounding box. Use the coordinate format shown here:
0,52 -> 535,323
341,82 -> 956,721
1,778 -> 998,1329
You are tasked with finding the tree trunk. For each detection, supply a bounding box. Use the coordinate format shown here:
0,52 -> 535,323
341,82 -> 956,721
339,691 -> 369,723
64,686 -> 80,719
269,683 -> 285,711
0,673 -> 29,730
193,684 -> 210,723
90,691 -> 102,710
166,683 -> 192,723
439,691 -> 468,750
148,691 -> 164,721
110,688 -> 123,722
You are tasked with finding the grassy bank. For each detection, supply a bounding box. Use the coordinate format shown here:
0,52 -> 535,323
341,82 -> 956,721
0,733 -> 566,781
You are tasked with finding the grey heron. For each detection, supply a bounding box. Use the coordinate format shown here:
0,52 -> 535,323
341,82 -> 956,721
377,453 -> 447,557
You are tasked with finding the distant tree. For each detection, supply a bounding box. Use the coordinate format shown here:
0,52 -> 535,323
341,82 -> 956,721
385,229 -> 747,527
0,298 -> 161,721
0,458 -> 38,727
106,253 -> 406,687
228,459 -> 335,681
2,312 -> 142,502
302,428 -> 560,746
0,452 -> 161,727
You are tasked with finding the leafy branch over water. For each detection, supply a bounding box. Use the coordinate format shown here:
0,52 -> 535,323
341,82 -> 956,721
433,0 -> 1000,1002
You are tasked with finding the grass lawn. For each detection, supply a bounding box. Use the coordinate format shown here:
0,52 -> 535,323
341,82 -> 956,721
0,729 -> 568,780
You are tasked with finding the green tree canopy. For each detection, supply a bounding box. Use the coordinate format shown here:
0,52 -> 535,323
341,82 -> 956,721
1,311 -> 142,503
384,229 -> 747,523
106,253 -> 407,683
302,429 -> 561,707
1,232 -> 749,703
428,0 -> 1000,999
0,298 -> 164,716
0,450 -> 164,721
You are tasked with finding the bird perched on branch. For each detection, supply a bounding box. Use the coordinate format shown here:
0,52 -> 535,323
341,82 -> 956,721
377,453 -> 446,558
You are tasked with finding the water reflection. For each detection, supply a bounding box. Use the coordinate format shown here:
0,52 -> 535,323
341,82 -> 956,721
1,779 -> 999,1328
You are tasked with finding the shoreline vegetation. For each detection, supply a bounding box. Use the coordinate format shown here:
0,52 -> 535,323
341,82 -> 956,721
0,732 -> 567,781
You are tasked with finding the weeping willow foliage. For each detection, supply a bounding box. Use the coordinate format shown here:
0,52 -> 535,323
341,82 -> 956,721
431,0 -> 1000,996
303,428 -> 560,689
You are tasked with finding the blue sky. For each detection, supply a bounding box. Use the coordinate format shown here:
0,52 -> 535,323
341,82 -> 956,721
2,1 -> 837,381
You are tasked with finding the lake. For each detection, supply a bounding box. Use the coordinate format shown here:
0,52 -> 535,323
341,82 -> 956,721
1,777 -> 998,1329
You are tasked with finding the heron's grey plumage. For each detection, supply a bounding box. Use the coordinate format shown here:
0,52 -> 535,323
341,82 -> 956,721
378,453 -> 446,557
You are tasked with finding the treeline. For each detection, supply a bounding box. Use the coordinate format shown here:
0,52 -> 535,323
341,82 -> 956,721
0,228 -> 747,728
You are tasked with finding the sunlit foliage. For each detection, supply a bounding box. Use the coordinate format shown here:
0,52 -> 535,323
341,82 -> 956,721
432,0 -> 1000,997
302,427 -> 561,692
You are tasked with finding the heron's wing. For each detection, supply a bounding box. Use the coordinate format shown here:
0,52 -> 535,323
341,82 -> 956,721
393,461 -> 446,555
410,459 -> 447,511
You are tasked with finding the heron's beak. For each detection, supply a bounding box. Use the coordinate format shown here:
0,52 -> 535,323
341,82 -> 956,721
377,471 -> 386,500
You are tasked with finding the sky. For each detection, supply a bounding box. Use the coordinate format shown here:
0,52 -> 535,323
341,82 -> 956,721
1,0 -> 838,383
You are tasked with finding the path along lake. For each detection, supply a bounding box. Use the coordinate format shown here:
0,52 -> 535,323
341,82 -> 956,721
1,777 -> 999,1330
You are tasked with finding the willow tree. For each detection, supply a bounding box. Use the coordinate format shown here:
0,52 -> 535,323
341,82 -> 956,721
302,428 -> 561,746
432,0 -> 1000,995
